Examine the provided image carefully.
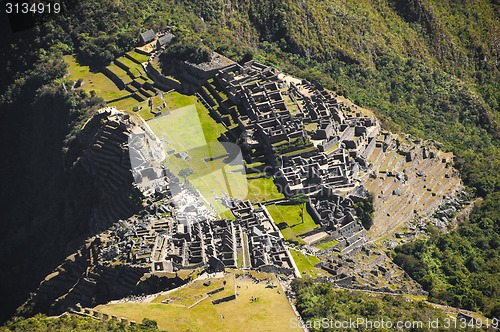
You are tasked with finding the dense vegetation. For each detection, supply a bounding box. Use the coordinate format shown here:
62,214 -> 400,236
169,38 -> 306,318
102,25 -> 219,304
162,31 -> 212,64
292,279 -> 456,332
0,0 -> 498,323
0,12 -> 106,322
1,314 -> 161,332
353,193 -> 375,230
0,69 -> 104,322
394,192 -> 500,318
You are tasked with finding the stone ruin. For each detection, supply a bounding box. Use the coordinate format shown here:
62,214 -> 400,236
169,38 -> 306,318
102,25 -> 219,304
97,195 -> 296,276
212,60 -> 381,253
27,54 -> 468,315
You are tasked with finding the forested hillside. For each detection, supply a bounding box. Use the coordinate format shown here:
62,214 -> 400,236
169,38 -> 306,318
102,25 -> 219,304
5,0 -> 496,193
0,0 -> 498,323
292,279 -> 453,332
394,192 -> 500,318
0,314 -> 161,332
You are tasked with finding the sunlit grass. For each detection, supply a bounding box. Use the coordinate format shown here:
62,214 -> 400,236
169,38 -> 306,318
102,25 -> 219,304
267,204 -> 319,241
289,249 -> 322,278
127,50 -> 150,64
64,55 -> 129,101
95,272 -> 297,332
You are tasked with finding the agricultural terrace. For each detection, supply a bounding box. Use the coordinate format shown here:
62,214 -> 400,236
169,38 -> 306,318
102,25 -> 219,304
64,55 -> 129,101
314,239 -> 340,250
64,51 -> 285,210
65,53 -> 160,114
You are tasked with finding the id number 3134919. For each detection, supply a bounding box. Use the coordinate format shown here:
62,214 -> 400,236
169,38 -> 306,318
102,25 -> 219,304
4,2 -> 61,14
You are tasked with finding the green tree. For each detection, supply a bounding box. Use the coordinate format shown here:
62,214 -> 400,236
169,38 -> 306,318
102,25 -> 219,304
140,318 -> 159,329
353,193 -> 374,230
178,168 -> 194,183
290,193 -> 308,224
394,192 -> 500,317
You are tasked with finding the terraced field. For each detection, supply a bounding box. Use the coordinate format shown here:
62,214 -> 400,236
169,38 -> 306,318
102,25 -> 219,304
115,56 -> 146,77
64,55 -> 129,101
289,249 -> 327,278
314,239 -> 339,250
365,136 -> 462,242
126,50 -> 150,64
106,63 -> 134,85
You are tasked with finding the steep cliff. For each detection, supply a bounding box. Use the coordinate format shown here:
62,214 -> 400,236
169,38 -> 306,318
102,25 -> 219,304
15,109 -> 188,317
0,0 -> 497,323
0,92 -> 142,322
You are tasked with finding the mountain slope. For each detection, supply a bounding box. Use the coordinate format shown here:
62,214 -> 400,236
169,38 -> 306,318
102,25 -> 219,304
0,0 -> 498,323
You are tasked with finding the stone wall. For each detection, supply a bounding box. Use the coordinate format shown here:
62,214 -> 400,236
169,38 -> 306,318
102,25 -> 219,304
211,294 -> 236,304
145,62 -> 182,91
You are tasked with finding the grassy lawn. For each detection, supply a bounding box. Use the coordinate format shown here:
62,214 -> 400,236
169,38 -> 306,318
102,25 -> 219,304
152,275 -> 235,307
110,96 -> 165,119
109,97 -> 144,114
64,55 -> 129,101
106,63 -> 133,84
114,89 -> 285,212
245,177 -> 284,202
176,269 -> 199,280
111,91 -> 199,119
304,123 -> 317,131
314,239 -> 340,250
280,228 -> 306,244
127,50 -> 150,63
289,249 -> 322,278
219,209 -> 236,220
142,92 -> 209,116
147,105 -> 226,163
95,273 -> 298,332
267,204 -> 319,241
147,98 -> 250,216
115,56 -> 146,77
